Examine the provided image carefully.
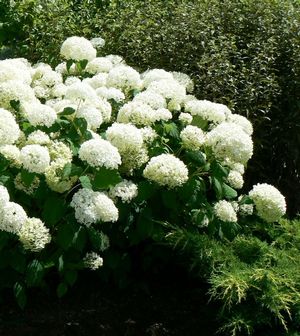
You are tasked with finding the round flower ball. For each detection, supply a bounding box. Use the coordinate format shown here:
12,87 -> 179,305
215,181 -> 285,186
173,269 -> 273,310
20,144 -> 50,174
249,183 -> 286,222
143,154 -> 188,189
0,108 -> 20,145
214,200 -> 237,223
60,36 -> 97,62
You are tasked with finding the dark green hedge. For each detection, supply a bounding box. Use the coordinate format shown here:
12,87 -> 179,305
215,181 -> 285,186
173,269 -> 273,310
1,0 -> 300,214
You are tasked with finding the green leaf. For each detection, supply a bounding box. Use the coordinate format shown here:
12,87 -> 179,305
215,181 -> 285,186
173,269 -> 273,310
92,168 -> 122,190
42,196 -> 66,226
212,177 -> 223,199
79,59 -> 88,70
136,181 -> 157,201
66,59 -> 74,71
74,117 -> 88,136
0,174 -> 10,185
57,282 -> 68,298
185,151 -> 206,166
211,160 -> 228,179
26,260 -> 44,287
10,250 -> 26,273
88,228 -> 110,252
20,169 -> 36,187
79,175 -> 92,189
64,270 -> 77,286
10,99 -> 20,112
191,115 -> 208,129
57,222 -> 77,250
62,162 -> 72,179
59,107 -> 76,116
223,183 -> 238,199
14,282 -> 26,309
72,227 -> 87,251
163,122 -> 180,139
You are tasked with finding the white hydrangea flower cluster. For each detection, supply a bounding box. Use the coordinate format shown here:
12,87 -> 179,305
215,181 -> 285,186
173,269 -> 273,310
143,154 -> 188,189
83,252 -> 103,270
214,200 -> 238,222
106,65 -> 141,91
70,188 -> 118,226
180,125 -> 205,150
109,180 -> 138,203
249,183 -> 286,222
227,170 -> 244,189
60,36 -> 97,61
20,144 -> 50,174
185,100 -> 228,124
0,108 -> 20,145
18,217 -> 51,252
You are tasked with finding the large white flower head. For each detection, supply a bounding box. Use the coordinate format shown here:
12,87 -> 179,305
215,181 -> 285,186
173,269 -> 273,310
143,154 -> 188,189
227,170 -> 244,190
0,145 -> 21,167
90,37 -> 106,49
178,112 -> 193,125
60,36 -> 97,61
79,139 -> 121,169
0,58 -> 32,84
31,64 -> 62,88
49,141 -> 73,163
45,159 -> 77,193
0,108 -> 20,145
22,102 -> 57,127
0,80 -> 36,110
83,252 -> 103,270
65,82 -> 98,102
20,145 -> 50,174
0,185 -> 10,207
0,201 -> 27,234
171,72 -> 194,93
27,130 -> 51,145
185,100 -> 229,124
133,91 -> 166,110
147,79 -> 186,104
106,65 -> 141,91
206,122 -> 253,164
180,125 -> 206,151
227,114 -> 253,135
70,188 -> 118,226
109,180 -> 138,203
106,123 -> 144,153
249,183 -> 286,222
214,200 -> 238,222
140,126 -> 158,144
117,101 -> 156,126
86,57 -> 113,74
76,103 -> 103,130
142,69 -> 174,88
153,108 -> 172,122
84,73 -> 108,89
96,87 -> 125,103
19,217 -> 51,252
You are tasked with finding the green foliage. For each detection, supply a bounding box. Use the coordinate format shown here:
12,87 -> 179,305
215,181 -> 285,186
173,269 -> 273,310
165,218 -> 300,335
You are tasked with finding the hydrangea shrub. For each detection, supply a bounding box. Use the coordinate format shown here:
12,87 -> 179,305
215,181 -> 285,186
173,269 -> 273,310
0,36 -> 287,307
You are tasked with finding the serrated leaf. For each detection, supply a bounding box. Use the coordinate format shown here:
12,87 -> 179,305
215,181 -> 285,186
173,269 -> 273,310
26,260 -> 44,287
92,168 -> 122,190
14,282 -> 26,309
223,183 -> 238,199
79,175 -> 92,189
163,122 -> 180,139
57,282 -> 68,298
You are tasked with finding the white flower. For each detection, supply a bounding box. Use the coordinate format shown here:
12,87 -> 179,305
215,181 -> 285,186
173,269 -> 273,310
185,100 -> 229,124
0,80 -> 35,110
227,170 -> 244,189
143,154 -> 188,189
214,200 -> 237,222
0,108 -> 20,145
142,69 -> 173,88
147,79 -> 186,104
27,130 -> 51,145
22,102 -> 57,127
60,36 -> 97,61
0,58 -> 32,84
180,125 -> 205,150
154,108 -> 172,122
65,82 -> 98,102
140,127 -> 157,144
0,145 -> 21,166
19,217 -> 51,252
117,101 -> 156,126
109,180 -> 138,203
71,188 -> 118,226
206,122 -> 253,164
105,55 -> 124,66
0,185 -> 10,207
0,201 -> 27,234
96,87 -> 125,102
239,204 -> 254,216
65,76 -> 81,86
171,71 -> 194,93
49,141 -> 73,163
79,139 -> 121,169
83,252 -> 103,270
227,114 -> 253,135
20,145 -> 50,174
106,123 -> 144,153
133,91 -> 166,109
86,57 -> 113,74
249,183 -> 286,222
90,37 -> 106,49
106,65 -> 141,91
84,73 -> 108,89
76,103 -> 103,130
178,112 -> 193,125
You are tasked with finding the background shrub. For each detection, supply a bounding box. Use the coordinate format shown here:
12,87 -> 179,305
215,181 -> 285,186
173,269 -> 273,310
2,0 -> 299,215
